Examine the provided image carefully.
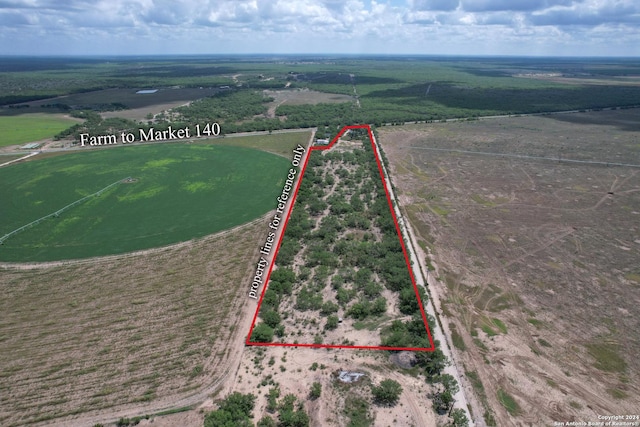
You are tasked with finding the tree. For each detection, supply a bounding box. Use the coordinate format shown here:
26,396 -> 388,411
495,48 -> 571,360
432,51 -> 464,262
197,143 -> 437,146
204,392 -> 255,427
398,287 -> 419,315
415,346 -> 449,380
278,409 -> 309,427
347,300 -> 370,320
251,323 -> 274,342
432,389 -> 454,415
439,374 -> 460,395
219,392 -> 256,418
204,411 -> 238,427
448,408 -> 470,427
258,416 -> 277,427
320,301 -> 339,315
371,379 -> 402,406
262,309 -> 281,328
371,297 -> 387,315
309,382 -> 322,400
277,394 -> 310,427
267,386 -> 280,413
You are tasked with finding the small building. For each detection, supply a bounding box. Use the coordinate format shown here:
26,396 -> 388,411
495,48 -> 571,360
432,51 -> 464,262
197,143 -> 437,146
20,142 -> 41,150
337,371 -> 365,383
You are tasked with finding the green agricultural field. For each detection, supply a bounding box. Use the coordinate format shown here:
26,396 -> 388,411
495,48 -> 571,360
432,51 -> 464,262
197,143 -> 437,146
0,113 -> 78,147
0,143 -> 290,261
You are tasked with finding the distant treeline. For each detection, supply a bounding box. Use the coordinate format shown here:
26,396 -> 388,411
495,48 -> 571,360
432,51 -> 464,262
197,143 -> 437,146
57,83 -> 640,144
32,56 -> 640,141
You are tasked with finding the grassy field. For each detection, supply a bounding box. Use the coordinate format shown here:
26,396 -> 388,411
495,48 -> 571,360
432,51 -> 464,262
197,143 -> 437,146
0,218 -> 263,426
0,113 -> 77,147
0,143 -> 291,261
379,109 -> 640,426
210,130 -> 311,158
264,89 -> 352,106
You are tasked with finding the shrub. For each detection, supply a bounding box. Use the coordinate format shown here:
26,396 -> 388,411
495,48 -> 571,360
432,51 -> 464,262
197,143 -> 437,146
371,379 -> 402,406
204,392 -> 255,427
325,315 -> 339,330
448,408 -> 470,427
310,382 -> 322,400
262,310 -> 281,328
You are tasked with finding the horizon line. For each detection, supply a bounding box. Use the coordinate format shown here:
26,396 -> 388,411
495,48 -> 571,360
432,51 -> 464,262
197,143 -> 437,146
1,53 -> 639,60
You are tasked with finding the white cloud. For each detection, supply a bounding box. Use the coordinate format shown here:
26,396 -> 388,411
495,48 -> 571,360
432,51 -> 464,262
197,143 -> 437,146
0,0 -> 637,55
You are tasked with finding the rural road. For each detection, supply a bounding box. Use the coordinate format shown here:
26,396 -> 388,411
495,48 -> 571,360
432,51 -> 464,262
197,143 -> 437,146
3,127 -> 317,156
370,130 -> 477,427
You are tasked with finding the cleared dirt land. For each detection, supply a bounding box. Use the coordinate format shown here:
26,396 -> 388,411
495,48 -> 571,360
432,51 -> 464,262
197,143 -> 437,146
223,345 -> 437,427
378,109 -> 640,426
0,218 -> 264,426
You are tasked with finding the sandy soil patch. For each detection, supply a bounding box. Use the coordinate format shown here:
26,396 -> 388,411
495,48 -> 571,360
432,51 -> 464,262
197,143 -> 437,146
378,110 -> 640,426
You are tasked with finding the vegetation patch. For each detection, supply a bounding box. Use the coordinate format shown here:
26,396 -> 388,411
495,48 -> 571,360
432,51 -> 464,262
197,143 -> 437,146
451,328 -> 467,351
606,388 -> 629,399
527,318 -> 544,328
252,130 -> 432,350
586,343 -> 627,373
497,389 -> 521,416
624,273 -> 640,283
491,318 -> 508,334
480,323 -> 498,337
343,395 -> 373,427
471,194 -> 496,207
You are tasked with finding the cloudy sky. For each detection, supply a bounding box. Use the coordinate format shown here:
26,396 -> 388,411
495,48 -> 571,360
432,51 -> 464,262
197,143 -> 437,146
0,0 -> 638,56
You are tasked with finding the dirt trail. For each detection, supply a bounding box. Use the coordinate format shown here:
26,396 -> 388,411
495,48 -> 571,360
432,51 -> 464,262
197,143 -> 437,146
0,151 -> 39,167
206,126 -> 316,396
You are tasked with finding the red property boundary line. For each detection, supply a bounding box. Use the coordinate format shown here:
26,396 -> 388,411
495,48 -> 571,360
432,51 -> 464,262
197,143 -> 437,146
246,124 -> 435,352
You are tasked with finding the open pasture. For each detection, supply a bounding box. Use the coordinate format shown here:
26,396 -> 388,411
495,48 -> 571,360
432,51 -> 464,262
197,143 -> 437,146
0,143 -> 290,262
265,89 -> 353,105
211,129 -> 312,158
264,88 -> 353,119
379,109 -> 640,426
0,114 -> 78,147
